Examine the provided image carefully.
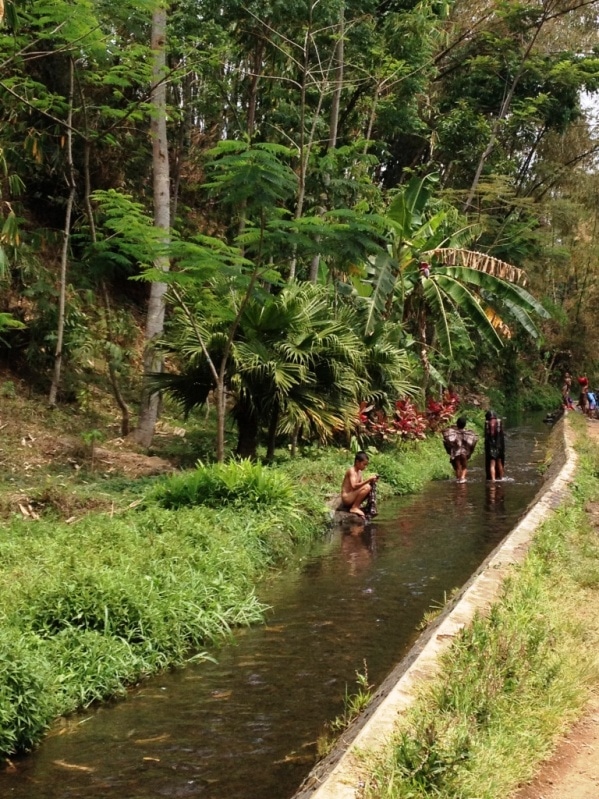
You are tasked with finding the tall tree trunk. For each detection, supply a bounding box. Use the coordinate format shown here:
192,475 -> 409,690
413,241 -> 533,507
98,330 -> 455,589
49,57 -> 76,408
132,5 -> 171,447
309,4 -> 344,284
265,404 -> 280,462
327,4 -> 344,151
247,37 -> 265,138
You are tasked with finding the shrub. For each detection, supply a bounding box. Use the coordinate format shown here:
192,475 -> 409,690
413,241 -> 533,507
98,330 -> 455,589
46,628 -> 144,711
521,383 -> 562,412
22,571 -> 169,647
0,628 -> 56,754
357,393 -> 459,445
376,438 -> 452,493
148,459 -> 295,510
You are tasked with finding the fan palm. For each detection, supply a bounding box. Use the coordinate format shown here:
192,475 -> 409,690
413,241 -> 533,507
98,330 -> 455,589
155,283 -> 414,460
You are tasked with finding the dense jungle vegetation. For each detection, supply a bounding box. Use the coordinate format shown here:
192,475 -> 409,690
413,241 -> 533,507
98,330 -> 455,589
1,0 -> 598,454
0,0 -> 598,768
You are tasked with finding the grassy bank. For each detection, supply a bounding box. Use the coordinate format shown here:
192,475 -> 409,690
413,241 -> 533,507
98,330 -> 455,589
363,416 -> 599,799
0,431 -> 452,759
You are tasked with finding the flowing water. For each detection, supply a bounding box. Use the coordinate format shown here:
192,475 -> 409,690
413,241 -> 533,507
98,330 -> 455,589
1,417 -> 551,799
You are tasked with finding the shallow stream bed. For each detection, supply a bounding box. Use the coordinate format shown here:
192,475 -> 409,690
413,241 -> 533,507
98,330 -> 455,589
1,417 -> 551,799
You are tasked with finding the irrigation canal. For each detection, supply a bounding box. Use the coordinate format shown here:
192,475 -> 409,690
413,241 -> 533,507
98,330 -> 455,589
1,416 -> 551,799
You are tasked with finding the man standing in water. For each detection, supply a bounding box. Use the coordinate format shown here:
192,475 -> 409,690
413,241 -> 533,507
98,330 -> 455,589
484,410 -> 505,481
442,417 -> 478,483
341,451 -> 379,518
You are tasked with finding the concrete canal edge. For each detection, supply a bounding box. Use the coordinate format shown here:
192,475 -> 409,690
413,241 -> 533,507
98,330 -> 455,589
292,417 -> 577,799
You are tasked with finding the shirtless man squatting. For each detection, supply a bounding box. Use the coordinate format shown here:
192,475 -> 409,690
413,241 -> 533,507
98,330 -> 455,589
341,451 -> 379,517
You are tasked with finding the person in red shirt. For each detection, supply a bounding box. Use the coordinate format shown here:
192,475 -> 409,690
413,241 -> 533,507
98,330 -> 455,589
578,375 -> 589,415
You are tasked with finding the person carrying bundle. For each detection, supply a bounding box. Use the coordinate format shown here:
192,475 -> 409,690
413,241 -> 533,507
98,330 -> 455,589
442,417 -> 478,483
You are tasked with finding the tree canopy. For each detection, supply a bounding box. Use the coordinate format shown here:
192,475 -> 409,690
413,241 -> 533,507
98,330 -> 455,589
0,0 -> 598,455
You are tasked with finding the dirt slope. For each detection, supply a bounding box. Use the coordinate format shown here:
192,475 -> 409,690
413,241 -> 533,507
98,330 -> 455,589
513,698 -> 599,799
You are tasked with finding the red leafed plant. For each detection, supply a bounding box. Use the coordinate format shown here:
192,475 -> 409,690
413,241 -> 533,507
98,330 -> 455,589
392,398 -> 428,440
425,390 -> 459,432
356,391 -> 459,443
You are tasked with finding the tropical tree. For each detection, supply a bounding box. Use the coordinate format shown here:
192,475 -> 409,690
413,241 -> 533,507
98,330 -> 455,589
154,282 -> 415,460
430,0 -> 599,203
354,174 -> 550,387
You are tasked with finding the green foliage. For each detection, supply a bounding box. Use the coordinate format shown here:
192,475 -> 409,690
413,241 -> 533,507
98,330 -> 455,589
80,428 -> 104,447
0,380 -> 16,398
375,437 -> 453,492
0,0 -> 593,409
0,311 -> 24,331
87,190 -> 163,273
46,629 -> 146,711
0,401 -> 472,758
204,140 -> 298,221
0,495 -> 315,754
520,383 -> 562,412
348,173 -> 549,394
0,628 -> 56,754
329,662 -> 374,735
148,459 -> 296,510
319,661 -> 374,756
361,173 -> 442,336
156,282 -> 415,458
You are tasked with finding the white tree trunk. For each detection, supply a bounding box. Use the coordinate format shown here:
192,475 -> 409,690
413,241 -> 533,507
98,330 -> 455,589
132,5 -> 171,447
328,3 -> 344,151
49,58 -> 75,407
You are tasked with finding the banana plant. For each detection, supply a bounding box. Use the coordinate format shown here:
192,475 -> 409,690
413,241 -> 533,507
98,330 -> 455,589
356,175 -> 550,386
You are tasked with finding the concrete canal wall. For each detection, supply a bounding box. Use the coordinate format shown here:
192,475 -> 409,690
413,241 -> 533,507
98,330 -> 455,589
293,417 -> 577,799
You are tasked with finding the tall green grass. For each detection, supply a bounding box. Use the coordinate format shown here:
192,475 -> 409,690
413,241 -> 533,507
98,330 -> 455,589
273,435 -> 453,499
364,426 -> 599,799
0,499 -> 320,753
148,459 -> 296,509
375,437 -> 452,493
0,434 -> 453,756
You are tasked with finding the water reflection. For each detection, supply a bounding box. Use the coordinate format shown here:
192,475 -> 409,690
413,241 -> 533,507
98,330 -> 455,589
340,521 -> 377,574
485,481 -> 506,512
453,479 -> 470,512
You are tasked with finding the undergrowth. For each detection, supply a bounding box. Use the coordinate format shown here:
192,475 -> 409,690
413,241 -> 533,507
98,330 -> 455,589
147,459 -> 296,509
317,661 -> 374,757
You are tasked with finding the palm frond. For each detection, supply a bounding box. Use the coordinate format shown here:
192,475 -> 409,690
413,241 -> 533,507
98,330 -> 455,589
387,174 -> 438,229
438,265 -> 549,318
362,251 -> 400,336
484,307 -> 512,339
497,300 -> 540,339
